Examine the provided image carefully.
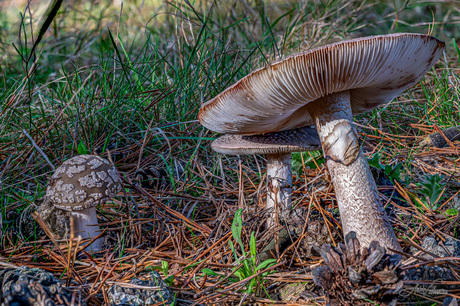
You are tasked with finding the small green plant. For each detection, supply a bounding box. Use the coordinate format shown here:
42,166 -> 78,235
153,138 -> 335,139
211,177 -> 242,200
367,153 -> 404,183
291,151 -> 323,177
77,141 -> 89,155
445,208 -> 458,216
416,174 -> 445,210
144,264 -> 176,305
161,260 -> 175,286
201,268 -> 221,277
228,209 -> 277,295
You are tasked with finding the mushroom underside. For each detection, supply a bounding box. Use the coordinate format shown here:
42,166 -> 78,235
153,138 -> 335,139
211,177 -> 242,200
211,129 -> 321,228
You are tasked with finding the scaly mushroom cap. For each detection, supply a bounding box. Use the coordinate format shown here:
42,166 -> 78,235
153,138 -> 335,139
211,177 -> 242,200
199,33 -> 445,134
46,155 -> 122,211
211,126 -> 321,155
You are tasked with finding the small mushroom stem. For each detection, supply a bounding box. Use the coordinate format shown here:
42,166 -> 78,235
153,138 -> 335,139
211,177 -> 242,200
70,206 -> 103,251
266,153 -> 292,228
306,91 -> 402,252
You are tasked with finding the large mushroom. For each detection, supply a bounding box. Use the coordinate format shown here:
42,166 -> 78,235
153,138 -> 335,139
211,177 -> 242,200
46,155 -> 122,251
211,126 -> 321,227
199,33 -> 445,251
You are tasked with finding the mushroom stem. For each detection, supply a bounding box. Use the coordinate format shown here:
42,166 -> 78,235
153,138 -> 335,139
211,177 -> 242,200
70,206 -> 103,251
306,91 -> 402,251
266,153 -> 292,228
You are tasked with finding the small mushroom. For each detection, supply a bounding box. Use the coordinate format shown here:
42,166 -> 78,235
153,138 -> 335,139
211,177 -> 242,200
46,155 -> 122,251
199,33 -> 445,251
211,126 -> 321,227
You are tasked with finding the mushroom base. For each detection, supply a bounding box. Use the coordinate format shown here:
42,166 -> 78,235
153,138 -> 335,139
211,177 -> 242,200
266,153 -> 293,228
306,91 -> 402,252
71,206 -> 103,252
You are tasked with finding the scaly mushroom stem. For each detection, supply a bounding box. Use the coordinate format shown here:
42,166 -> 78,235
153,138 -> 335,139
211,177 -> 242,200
266,153 -> 292,228
70,206 -> 103,251
306,91 -> 402,252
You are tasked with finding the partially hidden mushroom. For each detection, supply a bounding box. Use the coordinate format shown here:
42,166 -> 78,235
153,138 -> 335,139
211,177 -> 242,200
199,33 -> 445,251
46,155 -> 122,251
211,126 -> 321,227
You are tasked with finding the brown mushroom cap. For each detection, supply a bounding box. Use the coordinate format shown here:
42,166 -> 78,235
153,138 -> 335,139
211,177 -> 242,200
211,126 -> 321,155
46,155 -> 122,211
199,33 -> 445,134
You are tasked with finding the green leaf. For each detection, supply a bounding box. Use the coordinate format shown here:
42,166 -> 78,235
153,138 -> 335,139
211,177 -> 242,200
201,268 -> 220,277
231,209 -> 245,254
250,232 -> 256,259
417,174 -> 445,208
256,259 -> 277,271
77,141 -> 88,155
445,208 -> 458,216
384,163 -> 402,182
246,278 -> 257,294
242,260 -> 252,278
164,275 -> 175,286
229,240 -> 238,262
232,209 -> 243,241
291,151 -> 323,176
161,260 -> 169,276
368,153 -> 382,169
234,270 -> 243,281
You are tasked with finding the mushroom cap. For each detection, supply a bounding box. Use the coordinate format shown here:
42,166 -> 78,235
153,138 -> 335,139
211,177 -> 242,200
46,155 -> 122,211
211,126 -> 321,155
199,33 -> 445,134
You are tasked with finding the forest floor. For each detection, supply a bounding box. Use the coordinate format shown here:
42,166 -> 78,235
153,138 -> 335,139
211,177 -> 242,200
1,0 -> 460,305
